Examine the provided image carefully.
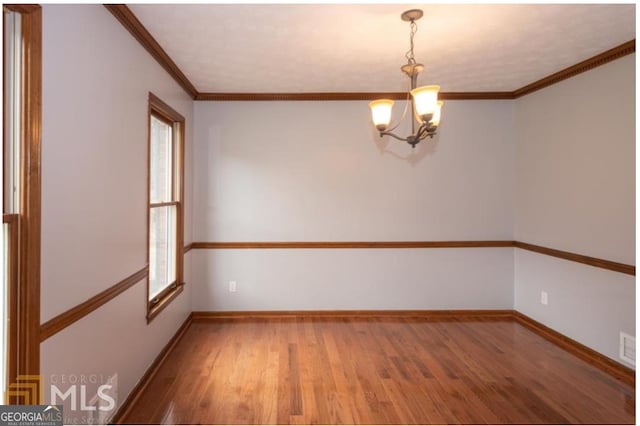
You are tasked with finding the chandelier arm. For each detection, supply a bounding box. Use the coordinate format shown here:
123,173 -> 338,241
410,72 -> 418,135
378,130 -> 410,143
383,79 -> 412,133
415,123 -> 437,141
413,123 -> 428,141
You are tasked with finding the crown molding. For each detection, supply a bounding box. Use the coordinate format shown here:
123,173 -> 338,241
193,40 -> 635,101
195,40 -> 635,101
513,39 -> 635,98
104,5 -> 198,99
194,91 -> 516,101
104,6 -> 634,101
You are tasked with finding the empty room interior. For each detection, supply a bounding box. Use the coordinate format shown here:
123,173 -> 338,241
2,2 -> 636,425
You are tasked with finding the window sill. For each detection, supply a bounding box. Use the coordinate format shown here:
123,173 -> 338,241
147,282 -> 184,324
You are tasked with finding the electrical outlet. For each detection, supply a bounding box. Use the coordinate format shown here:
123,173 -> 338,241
540,291 -> 548,305
620,332 -> 635,366
229,281 -> 237,293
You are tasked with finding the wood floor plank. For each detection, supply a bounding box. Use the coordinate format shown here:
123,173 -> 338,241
121,317 -> 635,424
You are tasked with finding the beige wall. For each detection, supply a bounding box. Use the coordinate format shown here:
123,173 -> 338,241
514,54 -> 635,366
40,4 -> 194,419
191,100 -> 516,311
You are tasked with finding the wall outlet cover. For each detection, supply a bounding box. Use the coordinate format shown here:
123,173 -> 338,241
619,332 -> 635,366
540,291 -> 548,305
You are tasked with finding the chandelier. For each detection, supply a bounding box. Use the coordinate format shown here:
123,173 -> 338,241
369,9 -> 443,148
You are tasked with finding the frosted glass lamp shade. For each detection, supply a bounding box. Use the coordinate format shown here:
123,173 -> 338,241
431,101 -> 444,126
369,99 -> 394,131
410,85 -> 440,118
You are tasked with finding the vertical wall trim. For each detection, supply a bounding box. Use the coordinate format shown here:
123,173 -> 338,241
19,3 -> 42,388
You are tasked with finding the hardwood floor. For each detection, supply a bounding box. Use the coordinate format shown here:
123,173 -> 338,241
122,317 -> 635,424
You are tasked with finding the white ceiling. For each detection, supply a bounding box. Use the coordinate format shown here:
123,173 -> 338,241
130,3 -> 635,93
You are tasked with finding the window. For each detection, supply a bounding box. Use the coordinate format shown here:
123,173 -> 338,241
2,5 -> 42,403
3,10 -> 22,398
147,93 -> 184,322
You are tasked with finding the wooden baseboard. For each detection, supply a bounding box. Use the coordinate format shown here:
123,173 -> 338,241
191,309 -> 515,320
110,313 -> 193,424
513,311 -> 635,387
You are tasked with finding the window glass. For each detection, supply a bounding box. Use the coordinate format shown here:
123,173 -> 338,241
149,205 -> 176,298
149,116 -> 173,203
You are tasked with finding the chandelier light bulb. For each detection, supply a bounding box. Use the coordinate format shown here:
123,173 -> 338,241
369,99 -> 395,131
410,85 -> 440,118
431,101 -> 444,127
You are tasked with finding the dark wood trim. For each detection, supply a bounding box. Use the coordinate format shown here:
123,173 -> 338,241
514,241 -> 635,276
195,92 -> 408,101
513,40 -> 635,98
14,5 -> 42,394
110,312 -> 193,424
192,310 -> 515,320
146,284 -> 184,323
36,239 -> 635,338
104,5 -> 198,99
440,92 -> 515,100
191,241 -> 516,249
148,92 -> 185,122
148,280 -> 179,307
3,4 -> 40,13
2,214 -> 19,394
39,267 -> 148,342
190,240 -> 635,276
513,311 -> 635,387
2,213 -> 19,223
194,92 -> 515,101
149,201 -> 179,208
1,208 -> 16,226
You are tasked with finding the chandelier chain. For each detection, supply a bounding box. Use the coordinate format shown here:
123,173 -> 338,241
405,19 -> 418,65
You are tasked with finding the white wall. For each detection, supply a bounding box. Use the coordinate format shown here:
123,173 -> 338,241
41,4 -> 193,420
514,54 -> 635,366
192,100 -> 516,310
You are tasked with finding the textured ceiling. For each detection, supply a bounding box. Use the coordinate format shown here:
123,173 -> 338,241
130,4 -> 635,93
